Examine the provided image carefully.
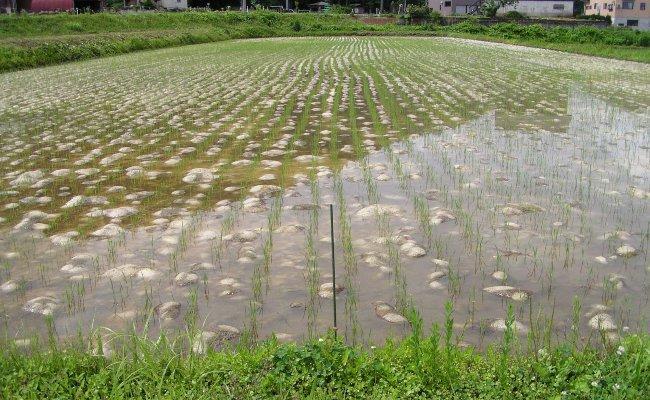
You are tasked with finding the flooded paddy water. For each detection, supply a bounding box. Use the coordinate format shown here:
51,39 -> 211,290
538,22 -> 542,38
0,37 -> 648,352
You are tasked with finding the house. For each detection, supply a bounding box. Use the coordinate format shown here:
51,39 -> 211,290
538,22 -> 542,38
1,0 -> 12,13
350,3 -> 366,14
428,0 -> 479,15
428,0 -> 574,17
3,0 -> 74,12
155,0 -> 187,10
499,0 -> 574,16
309,1 -> 330,12
1,0 -> 189,11
584,0 -> 649,29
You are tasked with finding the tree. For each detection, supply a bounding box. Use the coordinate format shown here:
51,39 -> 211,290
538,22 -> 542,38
480,0 -> 519,18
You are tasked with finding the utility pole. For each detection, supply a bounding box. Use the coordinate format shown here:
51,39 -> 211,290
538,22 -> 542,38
241,0 -> 246,11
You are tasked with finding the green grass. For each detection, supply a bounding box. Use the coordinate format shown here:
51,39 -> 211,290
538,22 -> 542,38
442,32 -> 650,63
0,11 -> 649,73
0,11 -> 366,37
1,331 -> 648,399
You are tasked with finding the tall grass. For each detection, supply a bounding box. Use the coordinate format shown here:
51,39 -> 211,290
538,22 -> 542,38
1,11 -> 648,73
1,329 -> 647,399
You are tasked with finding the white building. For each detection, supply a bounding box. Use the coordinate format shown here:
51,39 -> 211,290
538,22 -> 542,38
428,0 -> 574,17
156,0 -> 188,10
585,0 -> 650,30
499,0 -> 574,16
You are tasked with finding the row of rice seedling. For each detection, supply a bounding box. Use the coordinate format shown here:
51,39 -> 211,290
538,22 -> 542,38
0,37 -> 647,353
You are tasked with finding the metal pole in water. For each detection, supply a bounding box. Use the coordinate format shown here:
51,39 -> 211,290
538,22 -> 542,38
330,204 -> 337,337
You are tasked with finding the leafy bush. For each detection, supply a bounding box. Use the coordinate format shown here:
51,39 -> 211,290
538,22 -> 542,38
445,19 -> 650,48
430,11 -> 443,25
448,19 -> 489,35
330,5 -> 352,14
139,0 -> 155,10
577,14 -> 612,23
481,0 -> 519,18
502,10 -> 527,20
406,5 -> 431,20
637,34 -> 650,47
259,11 -> 281,27
105,0 -> 123,9
292,20 -> 302,32
310,22 -> 324,31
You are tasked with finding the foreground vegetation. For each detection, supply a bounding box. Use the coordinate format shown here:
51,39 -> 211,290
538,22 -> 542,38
1,11 -> 649,72
1,331 -> 648,399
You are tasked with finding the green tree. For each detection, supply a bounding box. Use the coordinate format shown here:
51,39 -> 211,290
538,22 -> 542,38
481,0 -> 519,18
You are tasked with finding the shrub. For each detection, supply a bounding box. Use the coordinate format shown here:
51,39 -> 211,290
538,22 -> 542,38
576,14 -> 612,24
406,5 -> 432,21
488,22 -> 528,39
256,11 -> 281,27
222,11 -> 252,24
502,11 -> 527,20
521,23 -> 546,40
105,0 -> 123,9
449,19 -> 489,35
330,5 -> 353,14
139,0 -> 155,10
637,34 -> 650,47
430,11 -> 444,25
292,20 -> 302,32
481,0 -> 519,18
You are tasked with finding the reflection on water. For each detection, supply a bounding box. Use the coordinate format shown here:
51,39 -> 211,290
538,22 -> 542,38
0,37 -> 648,351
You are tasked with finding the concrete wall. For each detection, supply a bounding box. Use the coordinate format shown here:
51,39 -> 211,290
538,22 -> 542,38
499,1 -> 575,17
612,16 -> 650,28
158,0 -> 187,10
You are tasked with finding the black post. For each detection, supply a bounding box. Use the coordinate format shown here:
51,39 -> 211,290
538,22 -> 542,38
330,204 -> 337,336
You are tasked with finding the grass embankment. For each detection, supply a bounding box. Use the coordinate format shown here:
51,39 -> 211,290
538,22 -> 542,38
4,12 -> 373,72
1,332 -> 648,399
0,11 -> 649,73
443,20 -> 650,63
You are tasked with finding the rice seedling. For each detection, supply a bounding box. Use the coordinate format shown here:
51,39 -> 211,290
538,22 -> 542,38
0,36 -> 647,355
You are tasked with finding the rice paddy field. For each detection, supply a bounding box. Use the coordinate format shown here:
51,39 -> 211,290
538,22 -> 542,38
0,36 -> 649,355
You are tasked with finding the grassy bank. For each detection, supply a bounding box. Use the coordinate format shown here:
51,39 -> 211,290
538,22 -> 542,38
442,32 -> 650,63
1,332 -> 648,399
1,11 -> 649,72
0,12 -> 378,72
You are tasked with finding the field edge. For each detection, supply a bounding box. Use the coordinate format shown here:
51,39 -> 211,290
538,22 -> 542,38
1,21 -> 649,73
1,331 -> 648,398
